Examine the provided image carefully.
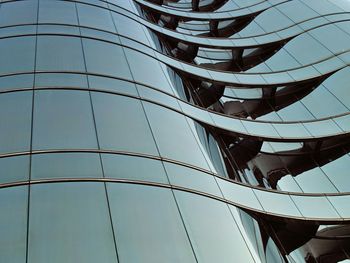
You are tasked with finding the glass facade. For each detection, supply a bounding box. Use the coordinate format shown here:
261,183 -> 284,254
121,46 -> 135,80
0,0 -> 349,262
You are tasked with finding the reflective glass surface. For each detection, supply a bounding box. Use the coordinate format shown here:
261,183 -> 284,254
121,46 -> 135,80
102,154 -> 167,183
1,0 -> 350,262
175,190 -> 255,263
36,36 -> 85,72
28,183 -> 117,263
144,102 -> 210,169
83,39 -> 132,79
0,37 -> 35,74
31,153 -> 103,179
164,162 -> 222,196
32,90 -> 98,150
0,186 -> 27,263
107,183 -> 196,263
0,91 -> 32,153
92,93 -> 159,155
0,155 -> 29,184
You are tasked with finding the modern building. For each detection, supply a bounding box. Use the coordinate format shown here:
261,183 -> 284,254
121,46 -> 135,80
0,0 -> 349,262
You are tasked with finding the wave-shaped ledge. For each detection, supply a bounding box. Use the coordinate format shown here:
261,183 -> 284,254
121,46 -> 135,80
0,86 -> 348,142
0,178 -> 349,223
134,0 -> 286,20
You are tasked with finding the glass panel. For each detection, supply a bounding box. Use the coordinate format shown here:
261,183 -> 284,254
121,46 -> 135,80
265,49 -> 300,71
112,13 -> 151,46
107,183 -> 196,263
303,119 -> 341,137
301,86 -> 347,118
164,162 -> 222,196
323,67 -> 350,109
101,154 -> 167,183
0,74 -> 34,91
124,48 -> 175,94
210,112 -> 247,134
174,190 -> 255,263
83,39 -> 133,80
28,182 -> 118,263
144,102 -> 210,170
280,34 -> 332,67
291,195 -> 339,219
38,0 -> 78,24
0,37 -> 36,74
190,124 -> 228,177
228,206 -> 270,262
272,123 -> 311,138
242,121 -> 280,138
138,85 -> 181,111
328,195 -> 350,218
80,27 -> 117,42
0,186 -> 27,263
295,167 -> 338,193
0,155 -> 29,184
32,90 -> 98,150
0,1 -> 37,26
321,155 -> 350,192
277,101 -> 315,121
31,153 -> 102,179
0,91 -> 32,153
178,101 -> 214,125
35,73 -> 88,88
88,76 -> 138,96
266,238 -> 285,263
37,24 -> 80,35
310,23 -> 350,54
92,93 -> 158,155
277,175 -> 303,192
0,24 -> 36,38
36,36 -> 85,72
110,1 -> 136,12
254,190 -> 301,217
77,4 -> 115,32
217,178 -> 263,210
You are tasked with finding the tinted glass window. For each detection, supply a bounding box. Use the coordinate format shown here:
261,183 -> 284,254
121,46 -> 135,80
92,93 -> 158,155
83,39 -> 132,79
107,183 -> 196,263
39,1 -> 78,24
144,102 -> 210,170
36,36 -> 85,71
124,48 -> 175,94
32,90 -> 98,150
175,190 -> 255,263
31,153 -> 103,179
0,186 -> 27,262
0,74 -> 34,92
0,1 -> 37,26
88,76 -> 138,96
164,162 -> 221,196
77,4 -> 115,32
0,156 -> 29,184
101,154 -> 167,183
0,91 -> 32,153
0,37 -> 36,74
35,73 -> 88,88
28,182 -> 117,263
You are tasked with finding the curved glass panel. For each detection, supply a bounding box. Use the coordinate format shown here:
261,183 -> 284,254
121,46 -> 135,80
0,186 -> 27,263
91,92 -> 159,155
32,90 -> 98,150
174,190 -> 255,263
0,91 -> 32,154
31,153 -> 103,179
28,182 -> 117,263
107,183 -> 197,263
